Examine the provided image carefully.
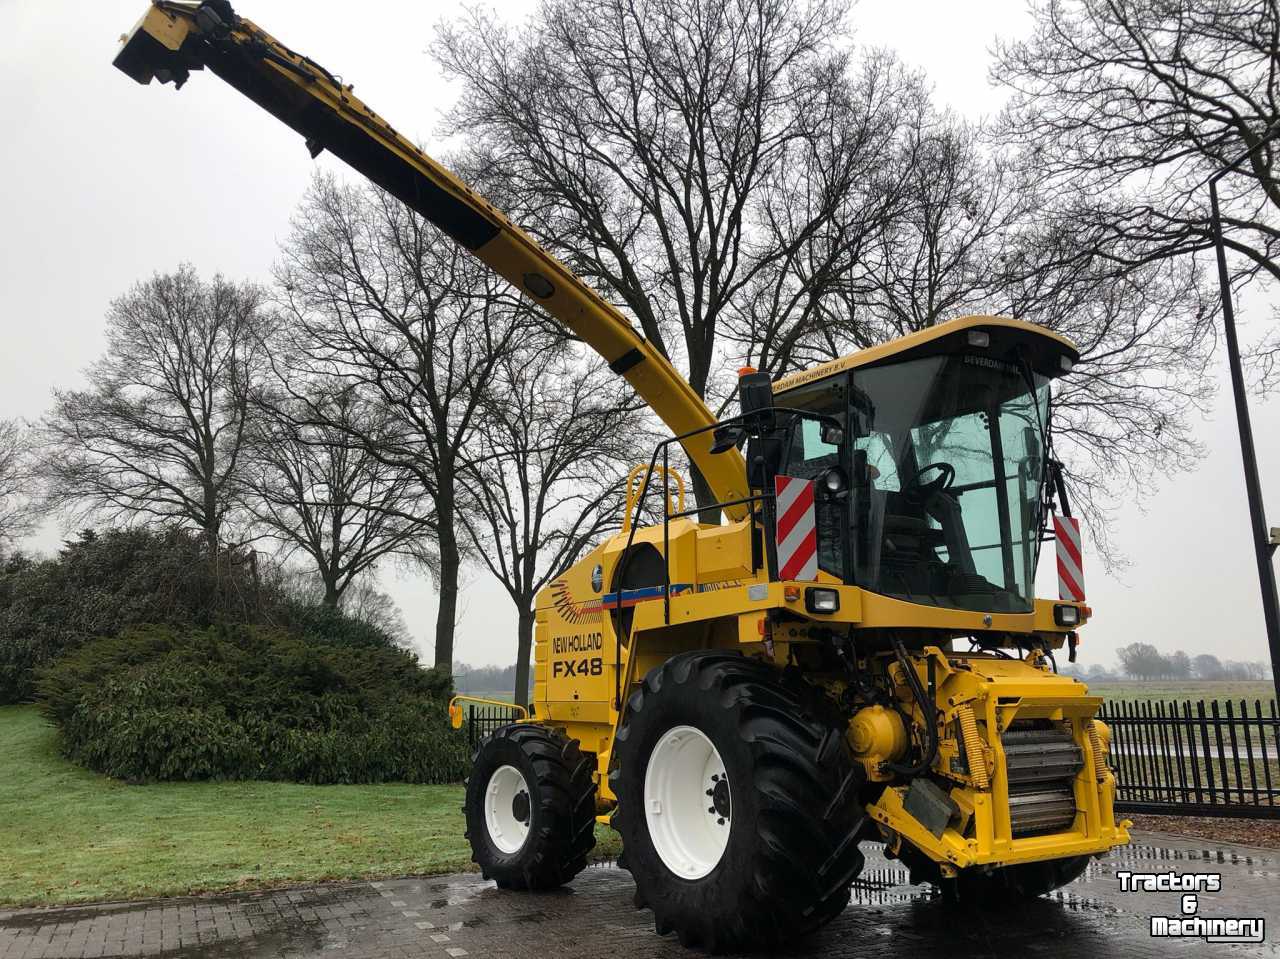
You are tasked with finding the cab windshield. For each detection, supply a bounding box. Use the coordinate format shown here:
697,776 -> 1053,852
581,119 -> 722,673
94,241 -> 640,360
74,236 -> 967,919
780,354 -> 1050,613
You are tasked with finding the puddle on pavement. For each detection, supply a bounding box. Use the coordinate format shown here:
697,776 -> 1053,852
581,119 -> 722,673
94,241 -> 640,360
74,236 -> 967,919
1115,842 -> 1261,866
0,902 -> 144,932
848,866 -> 936,906
843,857 -> 1116,916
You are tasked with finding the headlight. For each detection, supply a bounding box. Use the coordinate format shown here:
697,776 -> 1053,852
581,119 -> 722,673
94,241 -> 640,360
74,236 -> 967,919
805,588 -> 840,614
821,467 -> 847,494
1053,603 -> 1081,627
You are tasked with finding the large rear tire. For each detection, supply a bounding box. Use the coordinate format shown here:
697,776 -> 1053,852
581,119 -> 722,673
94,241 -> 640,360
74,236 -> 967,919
611,651 -> 866,953
464,724 -> 597,890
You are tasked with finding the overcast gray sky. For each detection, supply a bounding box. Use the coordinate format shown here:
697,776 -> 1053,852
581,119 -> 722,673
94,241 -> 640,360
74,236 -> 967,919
3,0 -> 1277,672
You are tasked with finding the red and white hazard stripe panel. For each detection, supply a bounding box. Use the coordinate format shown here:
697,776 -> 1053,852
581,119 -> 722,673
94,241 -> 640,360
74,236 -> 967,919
775,475 -> 818,581
1054,514 -> 1085,602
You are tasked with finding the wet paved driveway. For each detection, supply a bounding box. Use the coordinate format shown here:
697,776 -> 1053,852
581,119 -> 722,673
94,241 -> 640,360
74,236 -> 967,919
3,833 -> 1278,958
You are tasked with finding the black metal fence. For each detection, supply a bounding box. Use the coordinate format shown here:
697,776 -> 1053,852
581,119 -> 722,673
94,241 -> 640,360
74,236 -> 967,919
463,703 -> 524,750
1100,698 -> 1280,819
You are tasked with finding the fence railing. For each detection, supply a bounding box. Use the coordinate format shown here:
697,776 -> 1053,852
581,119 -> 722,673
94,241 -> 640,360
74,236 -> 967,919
463,703 -> 524,750
1099,698 -> 1280,819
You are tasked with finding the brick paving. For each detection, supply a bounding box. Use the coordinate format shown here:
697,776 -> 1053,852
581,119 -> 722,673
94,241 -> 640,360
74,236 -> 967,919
3,832 -> 1278,958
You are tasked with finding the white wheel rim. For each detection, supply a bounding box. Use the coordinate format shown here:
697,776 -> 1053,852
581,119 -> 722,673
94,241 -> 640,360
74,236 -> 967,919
484,764 -> 531,855
643,725 -> 731,879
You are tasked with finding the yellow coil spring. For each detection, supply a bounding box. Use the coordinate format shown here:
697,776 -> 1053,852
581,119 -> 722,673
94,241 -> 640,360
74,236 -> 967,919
958,704 -> 989,790
1087,721 -> 1108,782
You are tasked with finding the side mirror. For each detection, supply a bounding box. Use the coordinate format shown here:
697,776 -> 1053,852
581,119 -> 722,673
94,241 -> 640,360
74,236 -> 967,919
710,425 -> 746,455
820,422 -> 844,446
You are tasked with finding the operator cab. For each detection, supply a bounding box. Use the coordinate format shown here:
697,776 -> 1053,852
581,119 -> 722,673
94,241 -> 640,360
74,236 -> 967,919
771,317 -> 1077,615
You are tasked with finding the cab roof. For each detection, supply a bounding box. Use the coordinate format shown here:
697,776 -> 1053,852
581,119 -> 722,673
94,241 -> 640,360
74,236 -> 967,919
771,316 -> 1079,394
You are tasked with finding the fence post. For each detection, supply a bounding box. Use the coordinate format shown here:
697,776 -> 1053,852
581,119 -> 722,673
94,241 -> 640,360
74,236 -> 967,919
1258,700 -> 1275,808
1224,699 -> 1244,805
1157,701 -> 1172,804
1240,699 -> 1260,808
1211,700 -> 1230,803
1183,700 -> 1204,807
1197,700 -> 1217,805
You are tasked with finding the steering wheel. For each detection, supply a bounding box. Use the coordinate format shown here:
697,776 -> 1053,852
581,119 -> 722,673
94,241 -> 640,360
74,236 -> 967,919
901,462 -> 956,504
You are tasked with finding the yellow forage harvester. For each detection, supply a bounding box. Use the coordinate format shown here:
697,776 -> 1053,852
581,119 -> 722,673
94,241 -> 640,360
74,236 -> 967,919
114,3 -> 1129,951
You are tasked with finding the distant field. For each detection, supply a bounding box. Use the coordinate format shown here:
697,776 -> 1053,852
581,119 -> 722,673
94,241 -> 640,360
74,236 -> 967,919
1086,681 -> 1275,708
452,689 -> 516,704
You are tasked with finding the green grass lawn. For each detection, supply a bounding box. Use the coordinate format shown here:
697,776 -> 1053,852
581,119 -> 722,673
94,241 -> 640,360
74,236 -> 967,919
1086,680 -> 1275,707
0,706 -> 620,908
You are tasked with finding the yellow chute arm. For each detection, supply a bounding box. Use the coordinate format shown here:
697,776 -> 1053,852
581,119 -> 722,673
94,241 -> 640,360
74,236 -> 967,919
113,0 -> 749,520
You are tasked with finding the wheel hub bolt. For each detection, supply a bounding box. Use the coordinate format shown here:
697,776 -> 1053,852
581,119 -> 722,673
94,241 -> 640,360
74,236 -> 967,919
511,789 -> 530,824
711,777 -> 731,819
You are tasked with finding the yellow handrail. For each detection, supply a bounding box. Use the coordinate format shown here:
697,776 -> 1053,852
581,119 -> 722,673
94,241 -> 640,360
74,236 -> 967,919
622,464 -> 686,532
447,695 -> 528,730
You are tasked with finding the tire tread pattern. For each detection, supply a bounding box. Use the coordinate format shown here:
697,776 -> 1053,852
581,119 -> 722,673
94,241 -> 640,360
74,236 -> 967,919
464,723 -> 596,891
611,651 -> 866,953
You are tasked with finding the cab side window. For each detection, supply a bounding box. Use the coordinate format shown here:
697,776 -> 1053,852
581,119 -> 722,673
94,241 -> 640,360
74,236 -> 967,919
785,418 -> 840,480
854,432 -> 900,490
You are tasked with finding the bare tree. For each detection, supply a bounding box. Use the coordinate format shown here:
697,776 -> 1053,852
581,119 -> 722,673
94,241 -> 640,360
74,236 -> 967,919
281,566 -> 413,647
459,340 -> 644,705
41,266 -> 269,553
339,577 -> 413,646
0,419 -> 36,549
435,0 -> 918,514
994,0 -> 1280,382
723,53 -> 929,380
275,173 -> 533,676
242,382 -> 435,607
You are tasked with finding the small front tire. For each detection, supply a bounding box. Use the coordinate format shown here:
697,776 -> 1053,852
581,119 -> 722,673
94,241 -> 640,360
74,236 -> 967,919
464,723 -> 597,890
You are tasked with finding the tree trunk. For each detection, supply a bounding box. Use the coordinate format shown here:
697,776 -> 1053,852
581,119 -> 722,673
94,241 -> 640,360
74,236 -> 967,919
203,477 -> 220,557
322,580 -> 340,607
514,606 -> 535,709
434,496 -> 460,679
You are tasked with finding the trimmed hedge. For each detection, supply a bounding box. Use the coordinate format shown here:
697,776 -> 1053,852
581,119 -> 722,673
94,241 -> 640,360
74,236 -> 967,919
37,624 -> 467,784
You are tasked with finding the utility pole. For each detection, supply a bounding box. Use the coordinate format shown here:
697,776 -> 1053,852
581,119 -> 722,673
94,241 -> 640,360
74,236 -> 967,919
1207,132 -> 1280,708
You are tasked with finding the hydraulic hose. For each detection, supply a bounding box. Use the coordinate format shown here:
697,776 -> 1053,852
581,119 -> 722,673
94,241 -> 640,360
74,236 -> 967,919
884,639 -> 939,777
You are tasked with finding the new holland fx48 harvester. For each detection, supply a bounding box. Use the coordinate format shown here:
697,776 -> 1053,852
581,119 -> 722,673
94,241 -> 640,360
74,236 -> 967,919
115,2 -> 1130,951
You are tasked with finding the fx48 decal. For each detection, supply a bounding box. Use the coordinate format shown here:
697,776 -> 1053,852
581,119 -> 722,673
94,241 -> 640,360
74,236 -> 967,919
553,657 -> 604,678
